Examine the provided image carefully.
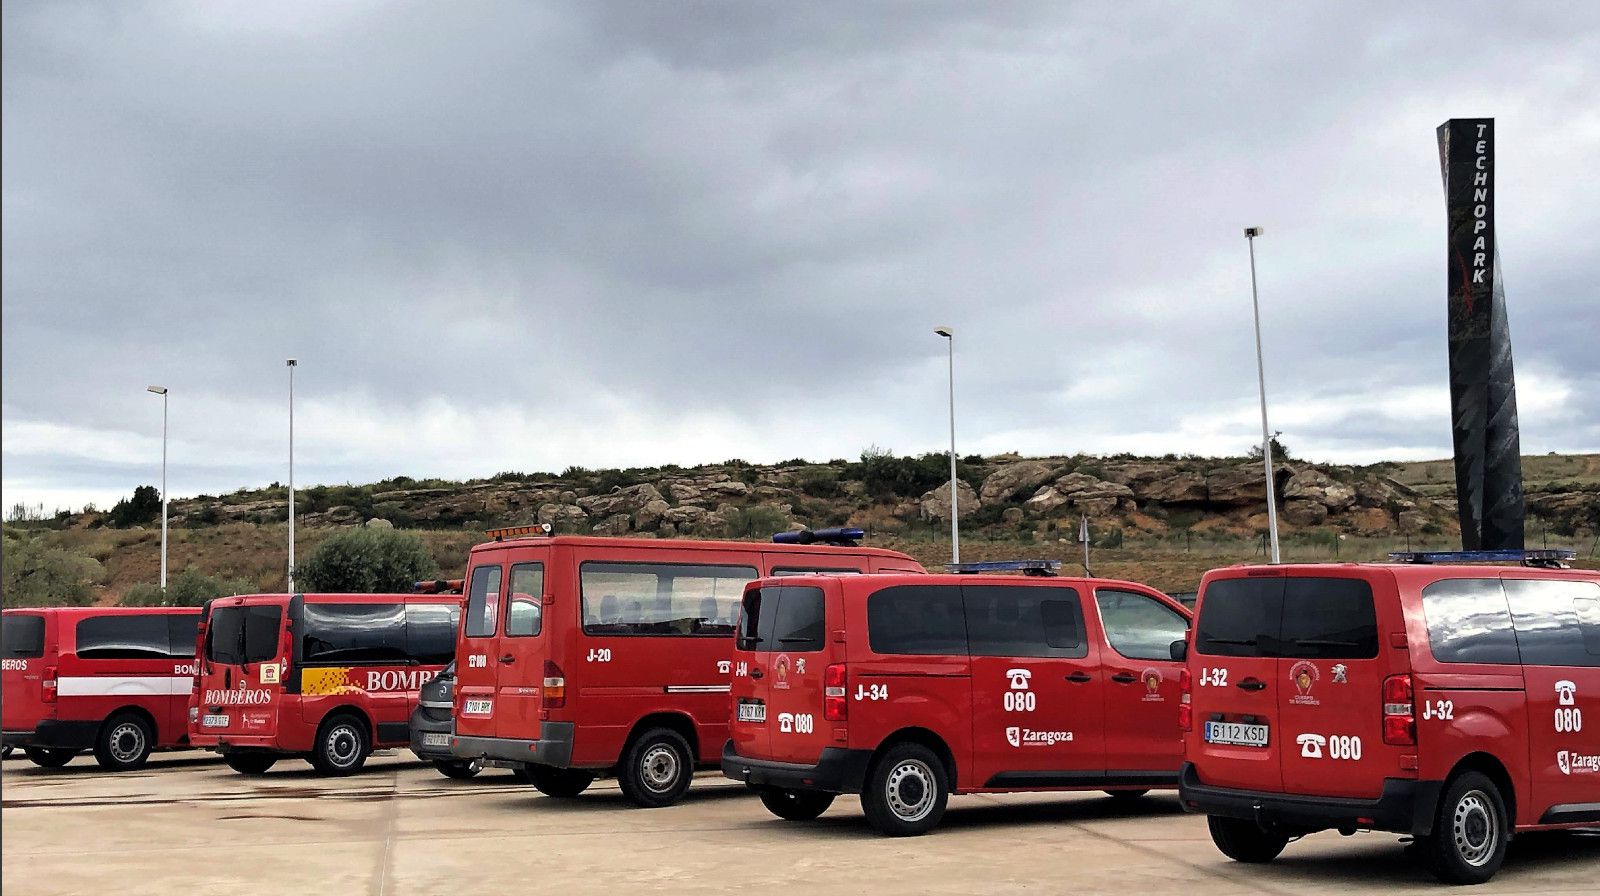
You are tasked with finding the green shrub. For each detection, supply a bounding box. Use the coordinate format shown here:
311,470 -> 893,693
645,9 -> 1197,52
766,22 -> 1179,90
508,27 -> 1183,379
295,528 -> 439,593
793,469 -> 843,499
121,567 -> 254,607
846,447 -> 963,500
107,485 -> 162,528
723,506 -> 790,539
2,532 -> 105,607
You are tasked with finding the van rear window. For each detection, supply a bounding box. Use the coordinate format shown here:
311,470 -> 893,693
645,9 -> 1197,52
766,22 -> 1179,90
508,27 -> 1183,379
1196,577 -> 1377,659
206,606 -> 282,665
738,585 -> 826,652
2,614 -> 45,659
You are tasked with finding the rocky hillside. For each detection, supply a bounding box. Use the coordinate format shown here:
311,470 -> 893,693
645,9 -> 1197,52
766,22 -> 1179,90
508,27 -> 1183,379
101,451 -> 1591,544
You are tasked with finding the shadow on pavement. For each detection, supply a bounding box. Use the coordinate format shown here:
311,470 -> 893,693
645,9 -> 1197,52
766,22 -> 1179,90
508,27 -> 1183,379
1231,829 -> 1600,886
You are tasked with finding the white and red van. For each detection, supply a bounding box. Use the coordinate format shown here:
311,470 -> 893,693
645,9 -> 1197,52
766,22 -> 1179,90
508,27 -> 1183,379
721,564 -> 1193,834
2,606 -> 201,770
1178,552 -> 1600,884
189,592 -> 461,775
449,527 -> 924,807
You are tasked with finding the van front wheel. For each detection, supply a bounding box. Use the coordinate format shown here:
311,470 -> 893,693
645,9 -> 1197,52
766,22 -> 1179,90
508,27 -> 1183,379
760,788 -> 835,821
861,743 -> 949,836
1423,771 -> 1509,884
1208,816 -> 1289,863
24,747 -> 76,768
618,727 -> 693,808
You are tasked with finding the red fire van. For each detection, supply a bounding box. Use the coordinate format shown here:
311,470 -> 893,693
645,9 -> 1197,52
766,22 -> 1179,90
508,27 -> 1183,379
189,592 -> 460,775
449,527 -> 924,807
3,607 -> 201,770
721,564 -> 1193,835
1177,552 -> 1600,884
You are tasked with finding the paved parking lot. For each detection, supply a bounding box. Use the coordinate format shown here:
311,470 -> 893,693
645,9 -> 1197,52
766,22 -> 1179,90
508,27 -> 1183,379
3,751 -> 1597,896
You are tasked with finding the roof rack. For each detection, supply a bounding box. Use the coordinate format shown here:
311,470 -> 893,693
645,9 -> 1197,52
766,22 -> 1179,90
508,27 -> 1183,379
413,579 -> 464,594
946,560 -> 1062,577
485,523 -> 553,542
773,527 -> 864,547
1387,549 -> 1576,569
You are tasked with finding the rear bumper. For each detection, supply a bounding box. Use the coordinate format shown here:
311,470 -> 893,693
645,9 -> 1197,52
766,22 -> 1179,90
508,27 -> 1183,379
192,733 -> 284,753
408,707 -> 455,763
3,721 -> 98,751
450,722 -> 575,768
720,740 -> 874,794
1178,762 -> 1443,836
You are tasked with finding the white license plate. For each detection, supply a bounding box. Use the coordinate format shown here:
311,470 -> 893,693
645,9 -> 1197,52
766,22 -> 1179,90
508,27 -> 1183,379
1205,721 -> 1269,747
462,699 -> 493,716
736,702 -> 766,723
422,732 -> 451,748
202,714 -> 230,728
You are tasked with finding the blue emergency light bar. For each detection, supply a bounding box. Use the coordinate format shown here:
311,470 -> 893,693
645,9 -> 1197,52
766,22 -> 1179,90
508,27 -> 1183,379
1388,549 -> 1575,568
773,527 -> 865,547
946,560 -> 1062,577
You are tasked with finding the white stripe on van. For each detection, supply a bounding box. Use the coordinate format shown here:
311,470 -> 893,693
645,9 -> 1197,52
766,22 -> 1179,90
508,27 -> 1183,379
664,685 -> 732,694
57,676 -> 194,697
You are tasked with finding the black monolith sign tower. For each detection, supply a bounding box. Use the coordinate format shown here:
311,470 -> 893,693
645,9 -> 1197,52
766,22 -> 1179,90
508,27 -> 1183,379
1437,118 -> 1524,550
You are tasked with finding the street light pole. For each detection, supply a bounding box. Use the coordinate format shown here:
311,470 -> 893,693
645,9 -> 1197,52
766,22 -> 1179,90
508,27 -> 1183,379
1245,228 -> 1281,564
287,358 -> 297,592
935,327 -> 959,564
147,386 -> 168,589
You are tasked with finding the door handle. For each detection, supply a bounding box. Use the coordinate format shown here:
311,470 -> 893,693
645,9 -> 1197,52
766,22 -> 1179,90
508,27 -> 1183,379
1066,671 -> 1093,683
1237,678 -> 1266,691
499,654 -> 515,664
1111,672 -> 1138,684
750,669 -> 764,680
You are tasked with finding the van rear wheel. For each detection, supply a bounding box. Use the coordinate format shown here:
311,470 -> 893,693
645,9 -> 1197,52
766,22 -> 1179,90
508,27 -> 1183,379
309,714 -> 370,776
94,712 -> 155,771
1423,771 -> 1509,884
527,765 -> 595,798
1208,816 -> 1290,863
24,747 -> 76,768
432,759 -> 483,780
861,743 -> 949,836
618,727 -> 693,808
760,788 -> 835,821
225,753 -> 278,775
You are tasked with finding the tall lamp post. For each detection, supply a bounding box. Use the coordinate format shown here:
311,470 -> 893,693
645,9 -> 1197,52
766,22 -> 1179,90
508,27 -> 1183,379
286,358 -> 297,592
934,327 -> 959,564
1245,227 -> 1281,564
146,386 -> 169,589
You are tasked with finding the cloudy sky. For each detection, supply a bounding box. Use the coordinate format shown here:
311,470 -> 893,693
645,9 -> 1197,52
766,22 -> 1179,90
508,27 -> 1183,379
4,1 -> 1598,514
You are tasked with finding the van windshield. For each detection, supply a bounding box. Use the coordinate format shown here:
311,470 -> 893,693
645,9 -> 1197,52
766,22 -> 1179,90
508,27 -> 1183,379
1196,577 -> 1378,659
206,606 -> 283,665
2,614 -> 45,659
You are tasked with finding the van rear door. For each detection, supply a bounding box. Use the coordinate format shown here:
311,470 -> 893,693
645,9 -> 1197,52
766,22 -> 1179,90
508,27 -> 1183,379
1273,572 -> 1400,799
2,612 -> 50,731
1188,572 -> 1287,792
495,558 -> 550,741
753,582 -> 839,766
454,554 -> 508,741
198,600 -> 288,738
729,584 -> 775,762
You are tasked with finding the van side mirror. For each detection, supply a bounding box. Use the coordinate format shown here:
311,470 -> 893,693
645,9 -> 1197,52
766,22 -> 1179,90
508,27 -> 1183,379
1169,639 -> 1188,662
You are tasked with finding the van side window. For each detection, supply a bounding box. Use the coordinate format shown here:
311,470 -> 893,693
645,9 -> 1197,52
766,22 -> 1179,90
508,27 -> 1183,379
463,565 -> 503,639
405,603 -> 460,664
580,562 -> 756,637
300,603 -> 409,666
1,614 -> 45,659
964,585 -> 1088,658
867,585 -> 967,656
1422,578 -> 1520,665
169,615 -> 200,658
75,615 -> 180,660
1502,578 -> 1600,668
1095,589 -> 1188,661
504,563 -> 544,637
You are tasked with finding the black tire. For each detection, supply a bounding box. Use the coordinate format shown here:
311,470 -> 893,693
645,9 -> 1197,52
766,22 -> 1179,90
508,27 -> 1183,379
94,712 -> 155,771
432,759 -> 483,780
760,788 -> 835,821
1423,771 -> 1509,885
1105,789 -> 1150,802
3,744 -> 15,759
1208,816 -> 1290,863
861,743 -> 949,836
511,765 -> 534,783
617,727 -> 693,808
23,747 -> 76,768
309,714 -> 370,776
527,765 -> 596,798
225,753 -> 279,775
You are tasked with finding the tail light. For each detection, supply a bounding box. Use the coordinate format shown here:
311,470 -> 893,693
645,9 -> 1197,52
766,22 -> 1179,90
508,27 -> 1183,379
823,663 -> 848,722
1382,673 -> 1415,745
42,665 -> 58,704
542,660 -> 566,709
1177,668 -> 1192,732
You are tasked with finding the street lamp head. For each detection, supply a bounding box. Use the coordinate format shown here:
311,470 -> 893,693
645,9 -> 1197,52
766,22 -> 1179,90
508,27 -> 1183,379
934,327 -> 953,338
146,385 -> 167,395
286,358 -> 298,367
1244,226 -> 1264,238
